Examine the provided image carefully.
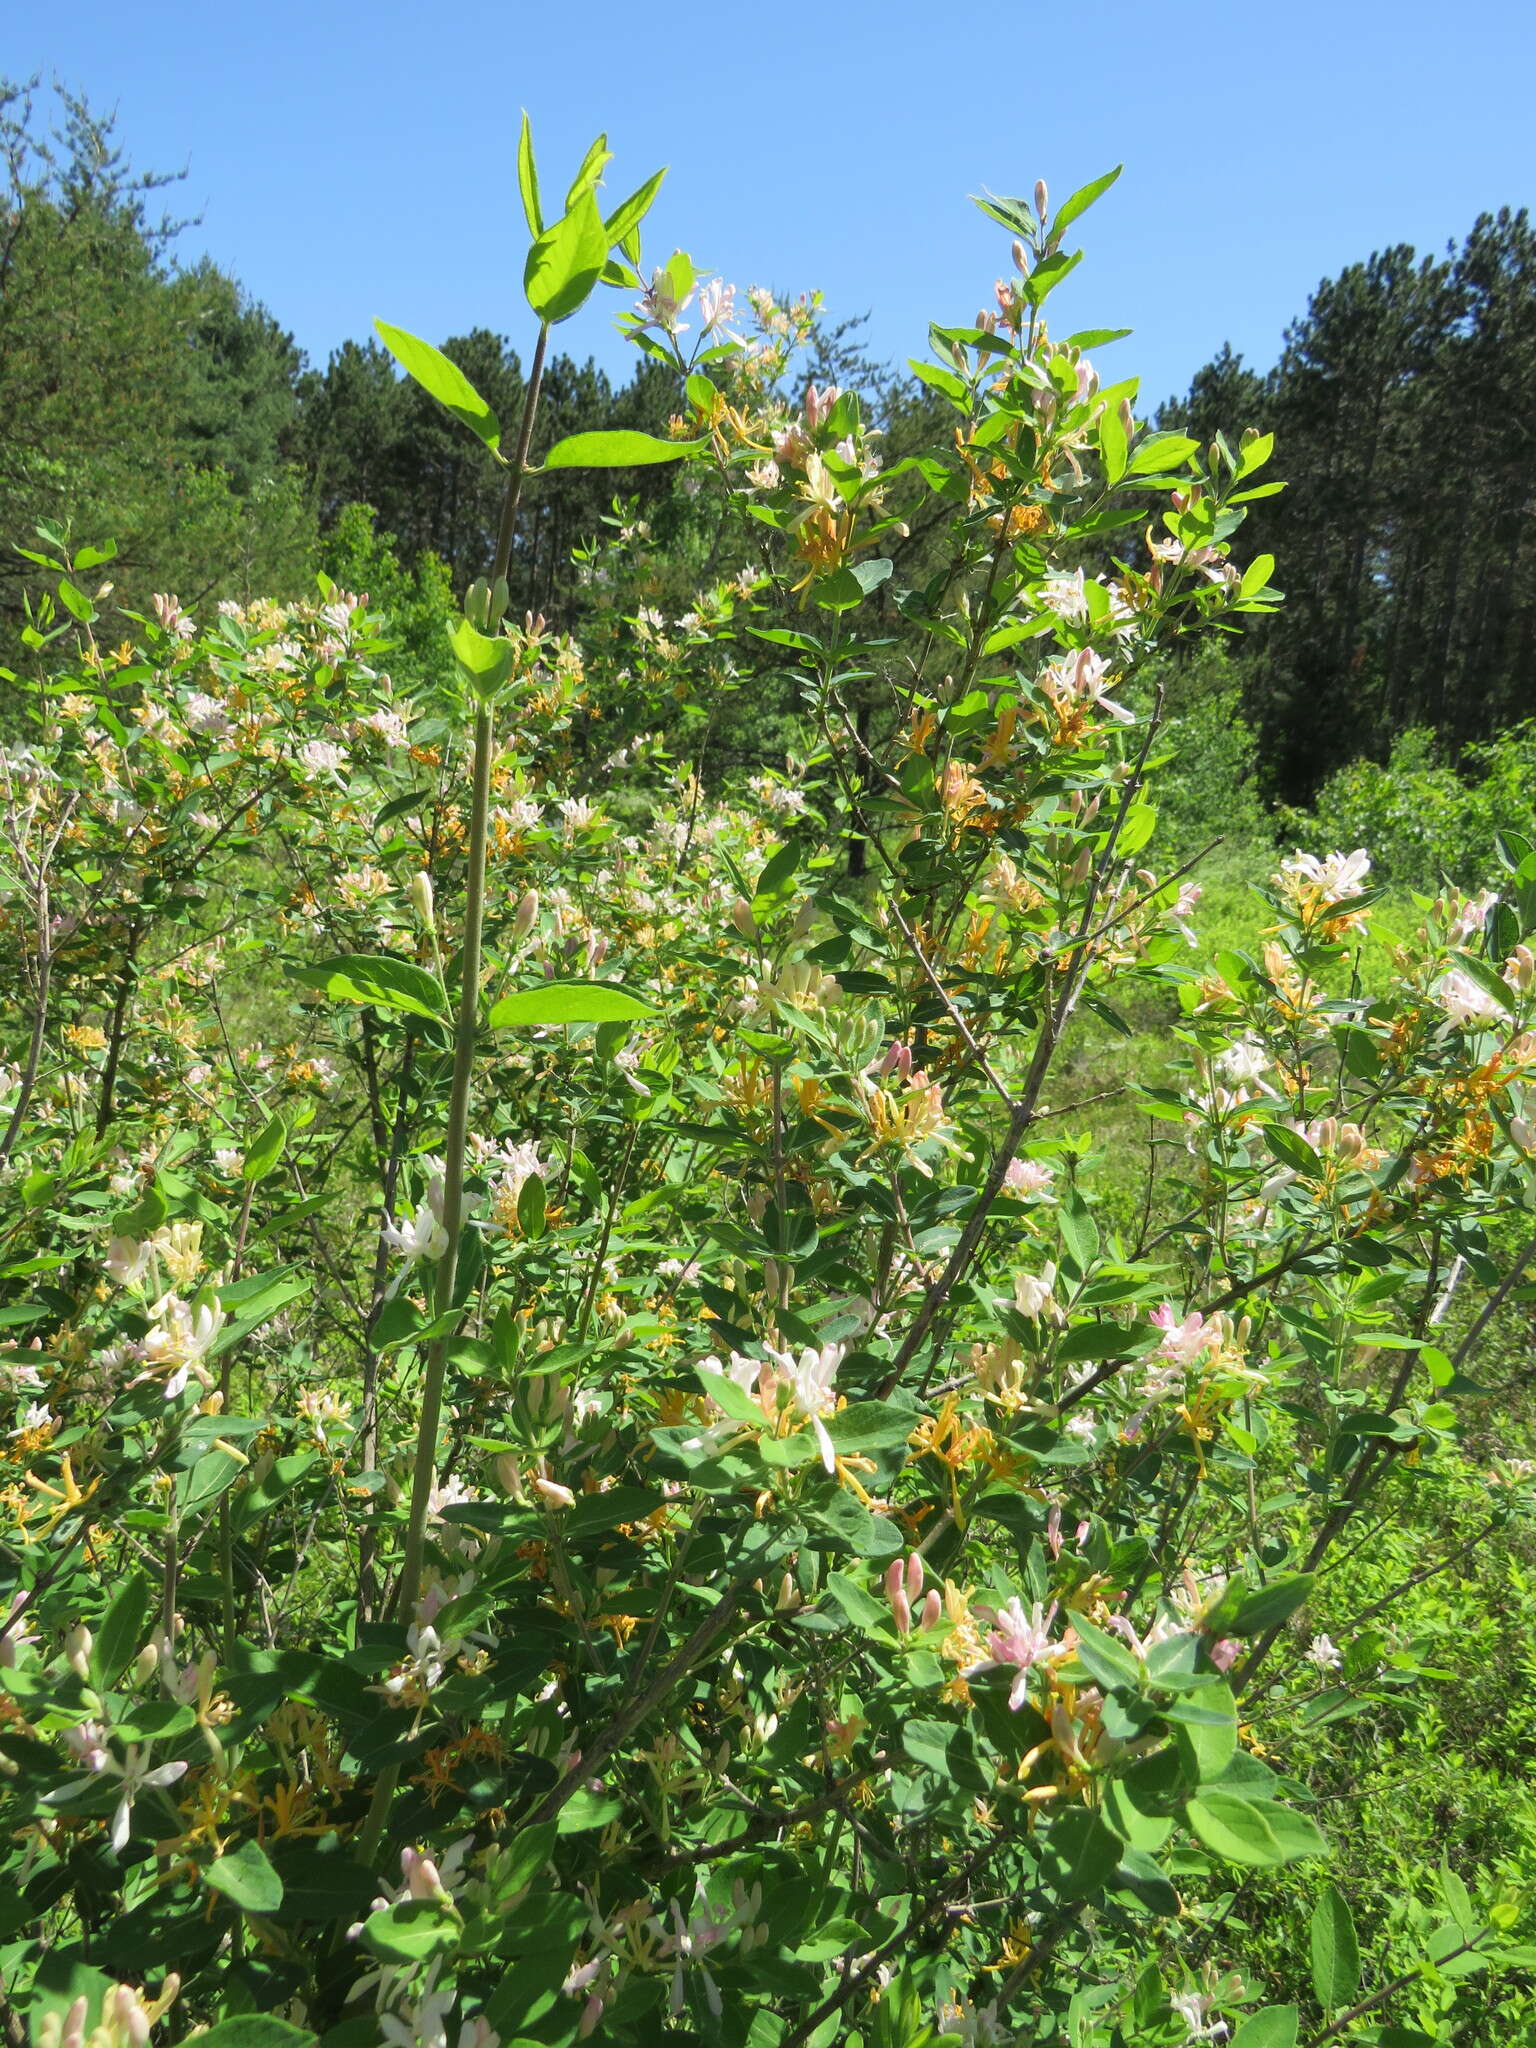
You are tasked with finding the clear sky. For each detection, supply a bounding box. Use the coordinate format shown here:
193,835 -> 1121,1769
7,0 -> 1533,407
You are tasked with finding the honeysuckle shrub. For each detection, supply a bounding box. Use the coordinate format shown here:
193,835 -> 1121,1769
1,128 -> 1534,2048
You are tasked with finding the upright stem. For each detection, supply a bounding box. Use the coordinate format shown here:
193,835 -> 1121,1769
394,704 -> 493,1623
355,322 -> 549,1872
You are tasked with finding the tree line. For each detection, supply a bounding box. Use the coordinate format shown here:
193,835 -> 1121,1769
4,77 -> 1532,801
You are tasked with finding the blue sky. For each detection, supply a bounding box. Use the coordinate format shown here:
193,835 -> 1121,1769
7,1 -> 1533,408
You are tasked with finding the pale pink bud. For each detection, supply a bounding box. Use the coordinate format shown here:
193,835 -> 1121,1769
878,1040 -> 913,1081
884,1557 -> 912,1635
1011,239 -> 1027,272
401,1846 -> 444,1901
731,897 -> 757,940
514,888 -> 539,939
1210,1638 -> 1240,1673
1034,179 -> 1049,222
905,1552 -> 923,1601
918,1589 -> 942,1630
1046,1503 -> 1063,1559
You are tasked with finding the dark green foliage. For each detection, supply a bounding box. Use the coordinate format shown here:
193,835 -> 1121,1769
1164,209 -> 1536,802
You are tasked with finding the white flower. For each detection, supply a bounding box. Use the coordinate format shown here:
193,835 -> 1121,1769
697,279 -> 737,334
764,1341 -> 844,1473
1012,1263 -> 1059,1321
1278,848 -> 1372,903
1215,1038 -> 1269,1086
106,1235 -> 150,1287
1305,1632 -> 1343,1672
183,691 -> 233,738
297,738 -> 348,778
1038,568 -> 1090,620
1435,968 -> 1507,1031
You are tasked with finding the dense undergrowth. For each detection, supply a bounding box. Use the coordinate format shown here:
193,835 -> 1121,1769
2,128 -> 1535,2048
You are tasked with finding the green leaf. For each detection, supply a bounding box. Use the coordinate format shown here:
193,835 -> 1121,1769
1229,2008 -> 1299,2048
604,165 -> 667,251
242,1111 -> 287,1183
815,559 -> 893,611
1098,404 -> 1128,486
1127,432 -> 1200,476
515,1173 -> 547,1241
1262,1124 -> 1322,1177
1239,553 -> 1276,600
1069,1615 -> 1142,1693
541,430 -> 707,470
1220,1573 -> 1315,1637
564,133 -> 612,208
1184,1793 -> 1327,1868
489,981 -> 657,1028
525,190 -> 609,323
448,614 -> 516,700
1310,1883 -> 1361,2007
206,1837 -> 285,1915
374,323 -> 500,453
92,1572 -> 153,1691
1053,165 -> 1123,235
1036,1807 -> 1123,1900
289,954 -> 447,1022
516,112 -> 542,236
359,1899 -> 462,1962
179,2025 -> 316,2048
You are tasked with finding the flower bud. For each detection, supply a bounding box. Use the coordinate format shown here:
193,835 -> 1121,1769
918,1589 -> 943,1631
1512,1117 -> 1535,1153
410,871 -> 434,925
731,897 -> 758,940
64,1624 -> 92,1681
1034,178 -> 1049,222
514,888 -> 539,939
1011,239 -> 1027,272
884,1557 -> 912,1636
1505,945 -> 1535,992
402,1846 -> 447,1902
132,1641 -> 160,1685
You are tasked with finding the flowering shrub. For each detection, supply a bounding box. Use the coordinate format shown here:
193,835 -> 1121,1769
1,127 -> 1533,2048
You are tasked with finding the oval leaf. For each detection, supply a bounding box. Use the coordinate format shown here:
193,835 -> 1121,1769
206,1837 -> 284,1915
374,322 -> 500,453
541,430 -> 707,470
490,981 -> 657,1028
1311,1883 -> 1362,2007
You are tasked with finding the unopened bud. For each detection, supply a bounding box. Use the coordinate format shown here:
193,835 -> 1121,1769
731,897 -> 757,940
65,1624 -> 92,1681
1505,945 -> 1535,993
776,1572 -> 798,1612
402,1846 -> 447,1903
1034,179 -> 1049,222
1011,238 -> 1027,273
791,898 -> 817,939
884,1557 -> 913,1636
513,888 -> 539,939
132,1642 -> 161,1685
918,1588 -> 943,1630
410,871 -> 434,924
